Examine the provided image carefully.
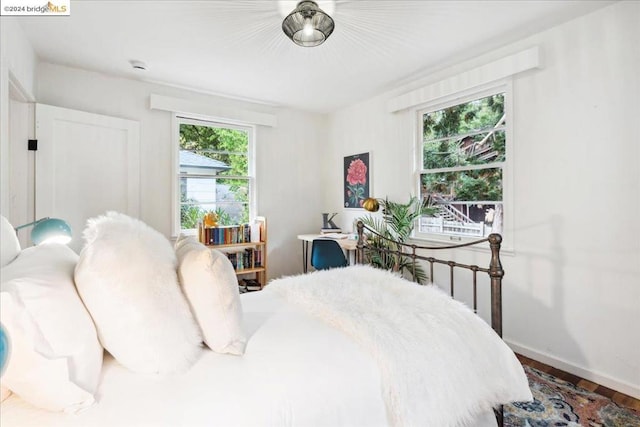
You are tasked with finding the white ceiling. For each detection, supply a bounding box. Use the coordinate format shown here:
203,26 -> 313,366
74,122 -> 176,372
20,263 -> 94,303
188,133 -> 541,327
18,0 -> 612,113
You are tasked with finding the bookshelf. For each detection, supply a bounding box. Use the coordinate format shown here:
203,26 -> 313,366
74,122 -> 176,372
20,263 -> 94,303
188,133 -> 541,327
198,216 -> 267,290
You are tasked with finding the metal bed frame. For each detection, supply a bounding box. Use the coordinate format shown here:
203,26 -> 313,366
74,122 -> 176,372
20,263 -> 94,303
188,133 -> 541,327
355,220 -> 506,426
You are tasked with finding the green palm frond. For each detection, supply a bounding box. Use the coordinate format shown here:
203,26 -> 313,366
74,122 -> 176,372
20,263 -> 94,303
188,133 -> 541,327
358,195 -> 432,284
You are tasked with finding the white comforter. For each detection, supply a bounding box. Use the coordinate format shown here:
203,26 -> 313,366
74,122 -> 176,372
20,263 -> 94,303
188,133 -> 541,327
269,266 -> 532,427
2,290 -> 388,426
1,266 -> 528,427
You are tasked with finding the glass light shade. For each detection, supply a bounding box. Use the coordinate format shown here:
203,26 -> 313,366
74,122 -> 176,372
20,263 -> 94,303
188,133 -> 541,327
282,0 -> 335,47
31,218 -> 72,245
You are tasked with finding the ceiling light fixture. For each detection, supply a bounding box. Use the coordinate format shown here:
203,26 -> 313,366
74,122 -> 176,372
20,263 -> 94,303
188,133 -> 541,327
282,0 -> 335,47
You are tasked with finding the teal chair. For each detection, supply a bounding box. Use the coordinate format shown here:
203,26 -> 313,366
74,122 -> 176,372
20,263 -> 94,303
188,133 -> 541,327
311,239 -> 348,270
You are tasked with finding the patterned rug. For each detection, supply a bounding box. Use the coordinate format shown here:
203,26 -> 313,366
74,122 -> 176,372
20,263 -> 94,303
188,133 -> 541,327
505,366 -> 640,427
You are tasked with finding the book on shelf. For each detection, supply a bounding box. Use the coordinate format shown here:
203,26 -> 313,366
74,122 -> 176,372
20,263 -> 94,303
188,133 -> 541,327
198,222 -> 259,245
241,279 -> 261,291
223,246 -> 263,271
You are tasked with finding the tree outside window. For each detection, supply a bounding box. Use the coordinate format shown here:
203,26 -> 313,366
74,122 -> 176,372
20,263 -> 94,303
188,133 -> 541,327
178,120 -> 252,230
419,92 -> 506,238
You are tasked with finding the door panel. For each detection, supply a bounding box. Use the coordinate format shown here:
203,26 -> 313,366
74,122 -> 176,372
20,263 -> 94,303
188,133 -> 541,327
35,104 -> 140,252
8,99 -> 34,248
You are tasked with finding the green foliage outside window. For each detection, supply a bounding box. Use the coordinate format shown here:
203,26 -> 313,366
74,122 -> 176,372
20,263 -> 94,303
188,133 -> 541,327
180,201 -> 242,229
422,93 -> 505,203
423,94 -> 504,141
179,123 -> 251,228
180,125 -> 248,176
181,195 -> 203,230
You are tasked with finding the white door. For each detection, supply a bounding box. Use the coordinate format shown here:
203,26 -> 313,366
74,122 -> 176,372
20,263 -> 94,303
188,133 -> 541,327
35,104 -> 140,252
8,99 -> 34,248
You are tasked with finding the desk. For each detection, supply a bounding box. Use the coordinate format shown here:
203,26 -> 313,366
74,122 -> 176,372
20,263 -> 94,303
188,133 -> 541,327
297,234 -> 358,273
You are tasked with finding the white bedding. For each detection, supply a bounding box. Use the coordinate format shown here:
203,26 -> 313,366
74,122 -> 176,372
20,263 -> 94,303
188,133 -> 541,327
1,287 -> 500,427
269,266 -> 531,426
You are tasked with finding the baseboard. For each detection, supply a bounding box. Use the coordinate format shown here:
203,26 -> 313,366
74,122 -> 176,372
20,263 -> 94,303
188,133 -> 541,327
505,339 -> 640,400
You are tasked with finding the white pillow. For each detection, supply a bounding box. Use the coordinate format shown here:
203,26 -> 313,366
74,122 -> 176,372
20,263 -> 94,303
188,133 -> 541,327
175,235 -> 247,355
1,215 -> 20,267
0,244 -> 102,412
75,212 -> 202,374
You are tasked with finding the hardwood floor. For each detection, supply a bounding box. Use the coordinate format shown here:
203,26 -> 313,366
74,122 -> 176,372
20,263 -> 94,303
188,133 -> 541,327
516,354 -> 640,412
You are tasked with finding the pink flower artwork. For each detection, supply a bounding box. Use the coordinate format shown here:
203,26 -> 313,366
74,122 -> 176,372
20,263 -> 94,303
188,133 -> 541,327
344,153 -> 370,208
347,159 -> 367,186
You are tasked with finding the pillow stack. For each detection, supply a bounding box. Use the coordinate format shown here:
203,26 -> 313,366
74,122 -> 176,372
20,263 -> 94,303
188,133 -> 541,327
0,243 -> 103,412
0,212 -> 246,414
175,235 -> 247,355
74,212 -> 202,374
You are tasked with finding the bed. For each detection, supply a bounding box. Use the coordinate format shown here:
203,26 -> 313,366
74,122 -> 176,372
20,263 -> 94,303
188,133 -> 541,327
0,214 -> 531,427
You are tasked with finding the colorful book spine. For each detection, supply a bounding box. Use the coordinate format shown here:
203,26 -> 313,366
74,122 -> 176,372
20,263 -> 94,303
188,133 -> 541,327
198,223 -> 254,246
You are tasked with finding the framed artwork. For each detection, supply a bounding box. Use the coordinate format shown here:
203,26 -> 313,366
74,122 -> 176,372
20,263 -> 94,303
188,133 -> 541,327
343,152 -> 370,209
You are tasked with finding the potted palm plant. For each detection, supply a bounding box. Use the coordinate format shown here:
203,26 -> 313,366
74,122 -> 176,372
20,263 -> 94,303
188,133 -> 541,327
359,195 -> 437,283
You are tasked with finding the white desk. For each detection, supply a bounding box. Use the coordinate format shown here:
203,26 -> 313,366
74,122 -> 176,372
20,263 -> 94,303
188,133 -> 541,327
297,234 -> 358,273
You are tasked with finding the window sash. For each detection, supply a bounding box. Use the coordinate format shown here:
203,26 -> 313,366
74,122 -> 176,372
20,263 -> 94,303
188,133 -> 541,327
423,124 -> 506,146
418,161 -> 504,175
414,84 -> 510,245
183,148 -> 247,156
179,173 -> 250,180
174,116 -> 254,234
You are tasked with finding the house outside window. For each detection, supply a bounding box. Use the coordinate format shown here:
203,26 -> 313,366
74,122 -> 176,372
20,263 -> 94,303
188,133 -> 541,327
415,87 -> 509,242
175,117 -> 254,232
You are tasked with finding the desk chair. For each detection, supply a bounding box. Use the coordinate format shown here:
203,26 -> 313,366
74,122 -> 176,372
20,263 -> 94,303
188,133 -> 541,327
311,239 -> 348,270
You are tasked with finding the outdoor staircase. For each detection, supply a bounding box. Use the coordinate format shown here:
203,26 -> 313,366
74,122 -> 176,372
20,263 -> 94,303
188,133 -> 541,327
436,203 -> 473,223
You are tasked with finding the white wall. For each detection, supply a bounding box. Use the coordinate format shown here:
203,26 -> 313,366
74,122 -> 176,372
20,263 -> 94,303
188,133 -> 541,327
34,63 -> 326,279
326,1 -> 640,397
0,19 -> 37,220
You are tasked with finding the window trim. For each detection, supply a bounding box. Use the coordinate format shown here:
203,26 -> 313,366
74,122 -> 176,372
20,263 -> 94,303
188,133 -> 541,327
412,80 -> 514,251
171,115 -> 256,237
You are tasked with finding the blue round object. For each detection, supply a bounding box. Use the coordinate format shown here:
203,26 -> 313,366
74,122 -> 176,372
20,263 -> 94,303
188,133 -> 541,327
0,323 -> 9,376
31,218 -> 72,245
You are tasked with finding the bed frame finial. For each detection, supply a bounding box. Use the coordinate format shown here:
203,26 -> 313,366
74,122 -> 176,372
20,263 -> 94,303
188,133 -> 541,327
488,233 -> 504,339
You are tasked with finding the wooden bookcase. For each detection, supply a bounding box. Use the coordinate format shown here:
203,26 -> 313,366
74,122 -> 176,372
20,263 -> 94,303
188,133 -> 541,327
198,217 -> 267,289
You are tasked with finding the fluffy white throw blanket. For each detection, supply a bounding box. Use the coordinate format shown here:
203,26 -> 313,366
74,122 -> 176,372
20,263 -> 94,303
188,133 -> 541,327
268,265 -> 532,427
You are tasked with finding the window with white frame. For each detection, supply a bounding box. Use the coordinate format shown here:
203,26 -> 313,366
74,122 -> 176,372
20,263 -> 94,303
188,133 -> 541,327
415,87 -> 508,241
175,117 -> 254,232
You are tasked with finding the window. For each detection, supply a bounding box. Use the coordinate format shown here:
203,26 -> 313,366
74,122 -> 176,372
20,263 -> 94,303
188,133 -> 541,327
175,117 -> 254,232
415,87 -> 509,242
